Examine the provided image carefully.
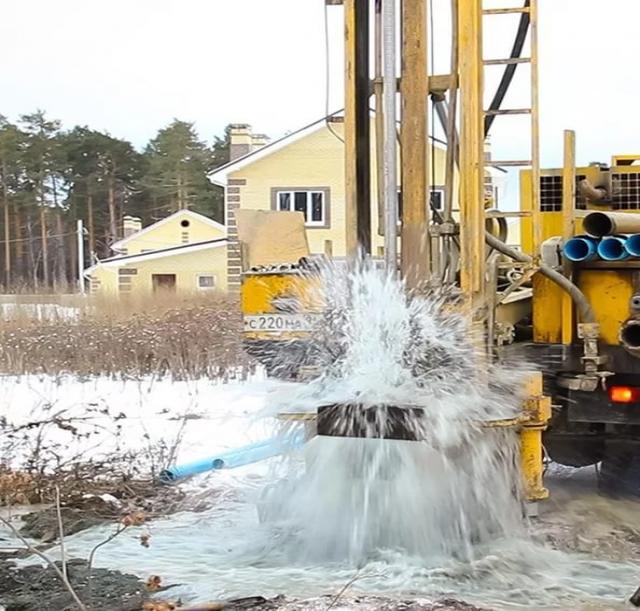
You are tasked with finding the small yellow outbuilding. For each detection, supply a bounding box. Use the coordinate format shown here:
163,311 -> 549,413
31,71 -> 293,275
84,210 -> 228,296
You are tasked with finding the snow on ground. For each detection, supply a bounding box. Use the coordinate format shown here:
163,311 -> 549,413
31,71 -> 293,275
2,375 -> 640,609
0,303 -> 79,321
0,373 -> 292,484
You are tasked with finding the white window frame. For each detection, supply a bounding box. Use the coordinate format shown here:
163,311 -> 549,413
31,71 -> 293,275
275,190 -> 326,227
196,274 -> 217,290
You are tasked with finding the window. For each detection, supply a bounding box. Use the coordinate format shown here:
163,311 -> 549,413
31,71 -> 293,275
397,187 -> 444,220
276,190 -> 326,226
197,274 -> 216,290
429,188 -> 444,211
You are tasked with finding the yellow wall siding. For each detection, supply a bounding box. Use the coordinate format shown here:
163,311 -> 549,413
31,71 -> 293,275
230,123 -> 449,257
89,266 -> 119,295
123,213 -> 225,255
90,246 -> 228,296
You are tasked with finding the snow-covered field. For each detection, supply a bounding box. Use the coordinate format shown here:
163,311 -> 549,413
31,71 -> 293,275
0,373 -> 288,481
0,303 -> 79,322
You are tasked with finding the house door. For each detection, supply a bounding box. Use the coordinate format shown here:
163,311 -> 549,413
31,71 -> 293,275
152,274 -> 177,292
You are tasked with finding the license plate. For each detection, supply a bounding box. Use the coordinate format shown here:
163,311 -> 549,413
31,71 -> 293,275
243,314 -> 317,333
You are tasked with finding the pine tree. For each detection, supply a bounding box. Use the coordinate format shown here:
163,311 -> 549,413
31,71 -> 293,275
61,127 -> 142,258
142,119 -> 221,220
19,110 -> 63,288
0,116 -> 24,288
210,124 -> 231,222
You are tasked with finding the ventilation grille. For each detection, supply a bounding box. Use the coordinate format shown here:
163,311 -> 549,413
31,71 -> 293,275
611,173 -> 640,210
539,174 -> 587,211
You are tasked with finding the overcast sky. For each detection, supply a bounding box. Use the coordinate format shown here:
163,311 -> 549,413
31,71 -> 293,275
1,0 -> 639,172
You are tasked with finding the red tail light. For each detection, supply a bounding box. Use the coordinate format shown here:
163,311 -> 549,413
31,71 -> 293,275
608,385 -> 640,403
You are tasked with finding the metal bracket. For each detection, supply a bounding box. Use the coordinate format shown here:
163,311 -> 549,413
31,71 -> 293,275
430,222 -> 458,237
428,73 -> 458,96
493,322 -> 515,346
522,395 -> 552,423
556,375 -> 599,392
577,322 -> 607,374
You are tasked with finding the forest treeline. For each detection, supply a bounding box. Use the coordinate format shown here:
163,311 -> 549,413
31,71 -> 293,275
0,111 -> 231,291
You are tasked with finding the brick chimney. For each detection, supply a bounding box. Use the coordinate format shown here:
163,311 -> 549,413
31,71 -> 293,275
229,124 -> 253,161
122,215 -> 142,238
229,124 -> 270,161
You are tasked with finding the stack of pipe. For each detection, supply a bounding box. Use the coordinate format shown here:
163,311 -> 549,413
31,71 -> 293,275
562,212 -> 640,262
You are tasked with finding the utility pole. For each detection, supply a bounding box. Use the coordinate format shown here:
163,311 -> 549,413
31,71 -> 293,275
2,160 -> 10,289
77,219 -> 85,295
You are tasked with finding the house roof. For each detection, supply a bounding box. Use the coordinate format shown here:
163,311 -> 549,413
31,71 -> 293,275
209,112 -> 449,186
84,238 -> 227,277
110,209 -> 226,252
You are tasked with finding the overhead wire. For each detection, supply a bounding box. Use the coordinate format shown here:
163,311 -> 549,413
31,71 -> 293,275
324,1 -> 345,144
0,231 -> 76,245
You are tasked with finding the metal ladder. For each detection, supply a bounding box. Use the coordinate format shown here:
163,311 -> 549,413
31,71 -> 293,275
481,1 -> 541,255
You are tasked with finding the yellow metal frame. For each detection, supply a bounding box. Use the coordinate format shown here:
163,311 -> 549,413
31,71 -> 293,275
561,130 -> 576,345
344,0 -> 358,257
400,0 -> 431,289
458,0 -> 485,309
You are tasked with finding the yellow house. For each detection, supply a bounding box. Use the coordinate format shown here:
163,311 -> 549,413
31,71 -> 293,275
84,209 -> 228,296
210,118 -> 463,291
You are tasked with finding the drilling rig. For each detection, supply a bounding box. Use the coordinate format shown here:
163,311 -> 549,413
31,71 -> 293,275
238,0 -> 640,498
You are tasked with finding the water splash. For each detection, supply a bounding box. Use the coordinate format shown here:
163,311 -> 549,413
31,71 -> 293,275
259,260 -> 530,565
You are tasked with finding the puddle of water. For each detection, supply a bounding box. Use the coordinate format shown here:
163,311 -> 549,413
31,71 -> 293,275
47,465 -> 639,610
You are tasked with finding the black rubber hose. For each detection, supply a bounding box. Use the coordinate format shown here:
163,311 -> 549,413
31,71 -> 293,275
484,0 -> 531,138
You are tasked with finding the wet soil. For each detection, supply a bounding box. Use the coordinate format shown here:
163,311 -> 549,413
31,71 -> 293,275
16,481 -> 215,544
0,556 -> 488,611
0,557 -> 148,611
241,596 -> 489,610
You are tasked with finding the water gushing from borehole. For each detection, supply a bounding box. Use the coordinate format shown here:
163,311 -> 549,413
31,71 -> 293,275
259,260 -> 530,565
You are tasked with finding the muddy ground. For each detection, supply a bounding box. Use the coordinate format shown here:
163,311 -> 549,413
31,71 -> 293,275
1,466 -> 639,610
0,486 -> 488,611
0,558 -> 487,611
0,558 -> 147,611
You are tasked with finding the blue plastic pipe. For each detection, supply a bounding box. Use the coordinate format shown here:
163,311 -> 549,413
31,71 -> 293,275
625,234 -> 640,257
159,430 -> 307,483
563,236 -> 599,262
597,236 -> 630,261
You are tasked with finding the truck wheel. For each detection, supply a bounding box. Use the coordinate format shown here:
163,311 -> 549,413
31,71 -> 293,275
598,450 -> 640,497
543,438 -> 603,467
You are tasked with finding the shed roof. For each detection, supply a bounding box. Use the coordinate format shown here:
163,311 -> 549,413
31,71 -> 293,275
84,238 -> 227,277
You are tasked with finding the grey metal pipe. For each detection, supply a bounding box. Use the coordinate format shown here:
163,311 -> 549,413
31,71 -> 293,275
444,0 -> 459,224
578,178 -> 607,203
620,318 -> 640,357
584,211 -> 640,238
382,0 -> 398,273
432,99 -> 460,175
484,231 -> 597,324
374,0 -> 386,238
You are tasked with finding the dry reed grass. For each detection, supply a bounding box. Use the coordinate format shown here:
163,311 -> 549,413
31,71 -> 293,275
0,293 -> 253,379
